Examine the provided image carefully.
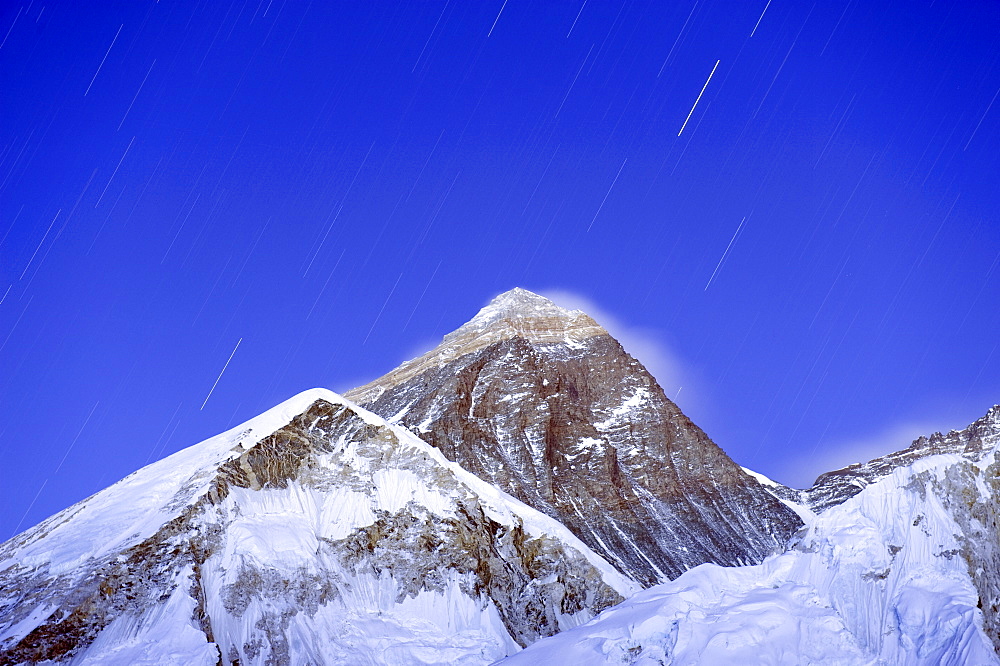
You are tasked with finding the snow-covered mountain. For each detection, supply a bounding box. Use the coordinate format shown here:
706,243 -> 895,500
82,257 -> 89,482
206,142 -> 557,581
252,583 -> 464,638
502,405 -> 1000,665
0,390 -> 636,664
348,288 -> 802,585
2,287 -> 998,665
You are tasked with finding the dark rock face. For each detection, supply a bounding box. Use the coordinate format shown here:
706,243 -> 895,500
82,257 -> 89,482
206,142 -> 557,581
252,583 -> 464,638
348,289 -> 803,585
804,405 -> 1000,513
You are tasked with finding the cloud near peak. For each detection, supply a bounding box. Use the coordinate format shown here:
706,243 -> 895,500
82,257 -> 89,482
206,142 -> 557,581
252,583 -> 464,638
537,288 -> 702,412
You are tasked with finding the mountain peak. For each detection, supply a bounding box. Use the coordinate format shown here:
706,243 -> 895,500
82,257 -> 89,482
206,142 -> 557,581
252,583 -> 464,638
980,404 -> 1000,428
0,386 -> 635,663
346,289 -> 606,404
804,402 -> 1000,513
481,287 -> 565,315
462,288 -> 601,338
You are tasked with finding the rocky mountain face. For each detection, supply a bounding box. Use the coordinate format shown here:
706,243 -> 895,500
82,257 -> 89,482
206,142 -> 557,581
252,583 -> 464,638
347,288 -> 803,585
0,390 -> 635,665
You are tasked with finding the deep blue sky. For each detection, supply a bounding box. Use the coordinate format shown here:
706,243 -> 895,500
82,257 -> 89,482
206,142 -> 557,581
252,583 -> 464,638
2,0 -> 998,540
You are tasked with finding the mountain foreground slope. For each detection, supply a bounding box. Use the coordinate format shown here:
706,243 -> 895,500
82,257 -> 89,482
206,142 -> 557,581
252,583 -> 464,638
0,389 -> 635,664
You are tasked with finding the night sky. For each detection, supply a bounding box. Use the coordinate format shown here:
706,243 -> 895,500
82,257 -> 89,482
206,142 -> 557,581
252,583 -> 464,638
2,0 -> 998,541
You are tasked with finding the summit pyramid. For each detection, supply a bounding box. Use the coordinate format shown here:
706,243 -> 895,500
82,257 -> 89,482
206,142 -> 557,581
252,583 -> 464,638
348,288 -> 803,585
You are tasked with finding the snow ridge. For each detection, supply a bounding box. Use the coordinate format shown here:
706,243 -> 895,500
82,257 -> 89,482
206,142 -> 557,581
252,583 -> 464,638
805,403 -> 1000,512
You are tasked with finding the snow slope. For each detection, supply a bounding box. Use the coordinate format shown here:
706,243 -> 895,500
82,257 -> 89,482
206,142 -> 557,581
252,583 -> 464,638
1,390 -> 324,580
504,449 -> 1000,665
